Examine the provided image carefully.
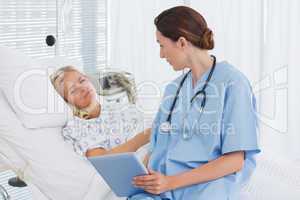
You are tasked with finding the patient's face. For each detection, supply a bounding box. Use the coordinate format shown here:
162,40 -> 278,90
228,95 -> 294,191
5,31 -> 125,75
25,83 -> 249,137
55,71 -> 97,109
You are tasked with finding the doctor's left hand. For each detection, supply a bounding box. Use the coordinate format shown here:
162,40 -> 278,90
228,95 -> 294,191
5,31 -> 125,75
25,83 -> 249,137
132,168 -> 173,195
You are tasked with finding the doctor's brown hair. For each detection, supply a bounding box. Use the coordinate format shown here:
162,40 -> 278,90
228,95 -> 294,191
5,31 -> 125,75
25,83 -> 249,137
154,6 -> 214,50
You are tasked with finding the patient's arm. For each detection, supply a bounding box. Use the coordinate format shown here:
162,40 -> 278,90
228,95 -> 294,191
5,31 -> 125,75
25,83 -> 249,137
86,128 -> 151,157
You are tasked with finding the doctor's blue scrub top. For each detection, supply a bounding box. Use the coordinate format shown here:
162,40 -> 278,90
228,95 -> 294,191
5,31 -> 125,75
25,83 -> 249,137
130,61 -> 261,200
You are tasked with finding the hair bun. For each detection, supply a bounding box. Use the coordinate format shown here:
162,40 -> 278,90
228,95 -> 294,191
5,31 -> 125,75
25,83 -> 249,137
199,28 -> 214,50
155,6 -> 214,50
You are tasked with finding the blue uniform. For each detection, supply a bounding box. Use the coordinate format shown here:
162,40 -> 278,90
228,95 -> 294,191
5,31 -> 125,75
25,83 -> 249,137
129,61 -> 260,200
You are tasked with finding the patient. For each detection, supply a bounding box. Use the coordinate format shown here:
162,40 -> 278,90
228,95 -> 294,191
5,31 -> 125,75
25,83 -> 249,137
50,66 -> 151,157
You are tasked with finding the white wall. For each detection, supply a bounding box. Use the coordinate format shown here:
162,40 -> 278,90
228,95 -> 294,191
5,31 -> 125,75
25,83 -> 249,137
108,0 -> 300,158
109,0 -> 185,118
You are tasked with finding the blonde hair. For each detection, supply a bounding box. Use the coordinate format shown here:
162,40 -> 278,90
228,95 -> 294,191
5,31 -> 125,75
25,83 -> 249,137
50,66 -> 79,90
50,66 -> 89,119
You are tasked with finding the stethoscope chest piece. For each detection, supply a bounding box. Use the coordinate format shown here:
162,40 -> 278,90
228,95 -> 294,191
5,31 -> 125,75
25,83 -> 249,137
159,121 -> 172,133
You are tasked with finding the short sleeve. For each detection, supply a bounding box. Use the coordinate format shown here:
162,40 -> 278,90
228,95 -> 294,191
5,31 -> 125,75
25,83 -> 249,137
149,111 -> 160,153
221,78 -> 261,156
61,117 -> 108,156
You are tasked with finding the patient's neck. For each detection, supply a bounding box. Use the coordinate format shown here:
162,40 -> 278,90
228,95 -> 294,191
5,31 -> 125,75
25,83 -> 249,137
89,103 -> 101,119
83,100 -> 101,119
89,102 -> 101,119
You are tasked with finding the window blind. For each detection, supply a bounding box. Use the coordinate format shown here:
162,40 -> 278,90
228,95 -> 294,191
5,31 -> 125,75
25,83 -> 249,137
58,0 -> 107,73
0,0 -> 107,73
0,0 -> 57,58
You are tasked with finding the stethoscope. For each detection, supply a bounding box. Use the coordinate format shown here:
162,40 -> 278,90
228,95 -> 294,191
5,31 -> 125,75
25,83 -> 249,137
159,55 -> 216,139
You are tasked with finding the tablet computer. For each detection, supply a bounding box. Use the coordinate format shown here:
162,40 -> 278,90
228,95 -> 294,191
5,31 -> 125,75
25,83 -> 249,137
88,152 -> 148,197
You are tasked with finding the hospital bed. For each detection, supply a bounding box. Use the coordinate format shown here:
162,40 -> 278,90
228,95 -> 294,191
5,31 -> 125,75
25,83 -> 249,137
0,46 -> 130,200
0,46 -> 299,200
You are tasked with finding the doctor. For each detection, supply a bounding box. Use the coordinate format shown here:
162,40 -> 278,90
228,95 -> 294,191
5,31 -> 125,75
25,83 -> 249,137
131,6 -> 260,200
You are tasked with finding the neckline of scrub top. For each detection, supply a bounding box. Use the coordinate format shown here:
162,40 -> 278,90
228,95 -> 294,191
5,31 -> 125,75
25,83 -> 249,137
188,61 -> 220,95
179,67 -> 211,114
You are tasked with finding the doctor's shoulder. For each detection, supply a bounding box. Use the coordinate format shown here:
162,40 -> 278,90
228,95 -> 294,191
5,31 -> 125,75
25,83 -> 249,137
218,61 -> 253,91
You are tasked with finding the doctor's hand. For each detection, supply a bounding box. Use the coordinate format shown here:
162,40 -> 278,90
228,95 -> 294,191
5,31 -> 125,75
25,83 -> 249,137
132,168 -> 174,195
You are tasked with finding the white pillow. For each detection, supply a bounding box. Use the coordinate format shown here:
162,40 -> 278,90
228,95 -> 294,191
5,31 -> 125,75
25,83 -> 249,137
0,46 -> 81,128
0,89 -> 110,199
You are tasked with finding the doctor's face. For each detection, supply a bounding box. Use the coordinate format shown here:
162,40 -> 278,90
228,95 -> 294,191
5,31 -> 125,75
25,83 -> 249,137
55,71 -> 97,109
156,30 -> 186,71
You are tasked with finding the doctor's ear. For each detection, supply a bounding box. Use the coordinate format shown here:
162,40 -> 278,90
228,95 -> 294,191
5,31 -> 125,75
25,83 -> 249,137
177,37 -> 188,49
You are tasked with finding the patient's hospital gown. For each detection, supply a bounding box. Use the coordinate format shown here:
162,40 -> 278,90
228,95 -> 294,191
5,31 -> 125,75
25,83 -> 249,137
62,104 -> 144,156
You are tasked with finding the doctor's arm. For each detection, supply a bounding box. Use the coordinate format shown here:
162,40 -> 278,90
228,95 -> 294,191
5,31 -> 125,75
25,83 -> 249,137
133,151 -> 244,194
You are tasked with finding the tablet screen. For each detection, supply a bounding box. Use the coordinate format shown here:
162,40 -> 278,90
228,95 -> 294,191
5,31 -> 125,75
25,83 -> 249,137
88,152 -> 148,197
